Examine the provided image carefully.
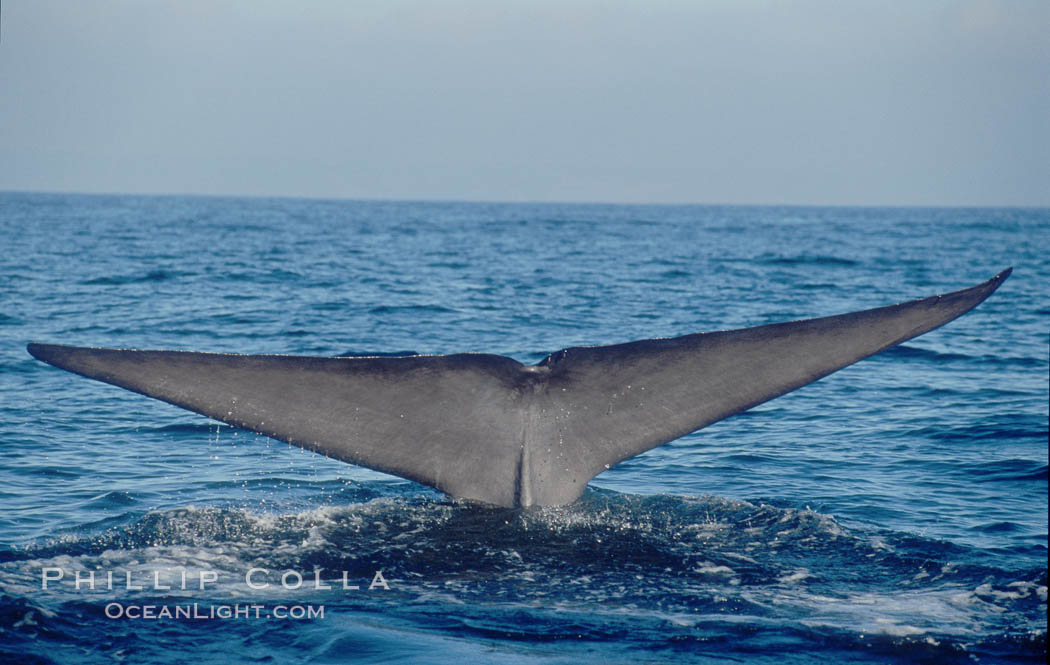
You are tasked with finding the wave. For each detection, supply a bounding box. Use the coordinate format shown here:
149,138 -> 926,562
917,419 -> 1048,444
80,269 -> 191,286
3,492 -> 1042,595
966,461 -> 1049,483
368,304 -> 458,315
882,344 -> 973,363
759,255 -> 860,267
882,344 -> 1044,368
0,491 -> 1044,664
140,423 -> 229,434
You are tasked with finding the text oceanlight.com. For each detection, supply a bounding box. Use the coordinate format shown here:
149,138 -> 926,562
104,603 -> 326,620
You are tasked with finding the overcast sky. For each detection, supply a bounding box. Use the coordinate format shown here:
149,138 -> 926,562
1,1 -> 1047,206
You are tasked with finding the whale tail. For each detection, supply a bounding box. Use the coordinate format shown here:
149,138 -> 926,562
28,269 -> 1011,507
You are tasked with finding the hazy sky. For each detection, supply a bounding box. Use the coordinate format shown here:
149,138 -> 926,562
1,1 -> 1047,206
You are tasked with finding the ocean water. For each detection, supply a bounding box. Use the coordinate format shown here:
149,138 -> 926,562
0,192 -> 1046,664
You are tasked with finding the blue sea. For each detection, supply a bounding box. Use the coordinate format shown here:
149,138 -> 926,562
0,192 -> 1046,664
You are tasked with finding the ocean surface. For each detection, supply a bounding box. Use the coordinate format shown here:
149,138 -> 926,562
0,192 -> 1046,664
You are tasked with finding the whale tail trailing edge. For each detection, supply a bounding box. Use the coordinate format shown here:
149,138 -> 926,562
28,268 -> 1011,507
536,268 -> 1011,492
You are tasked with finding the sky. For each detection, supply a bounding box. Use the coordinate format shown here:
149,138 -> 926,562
1,1 -> 1047,206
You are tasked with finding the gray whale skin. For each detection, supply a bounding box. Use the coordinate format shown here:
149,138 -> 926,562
28,269 -> 1011,508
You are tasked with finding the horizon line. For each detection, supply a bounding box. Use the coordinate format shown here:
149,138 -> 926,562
2,187 -> 1048,211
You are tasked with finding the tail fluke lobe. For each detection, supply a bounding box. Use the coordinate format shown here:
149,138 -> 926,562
27,344 -> 532,506
541,268 -> 1012,484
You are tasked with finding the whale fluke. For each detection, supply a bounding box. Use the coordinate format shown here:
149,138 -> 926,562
27,269 -> 1011,507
